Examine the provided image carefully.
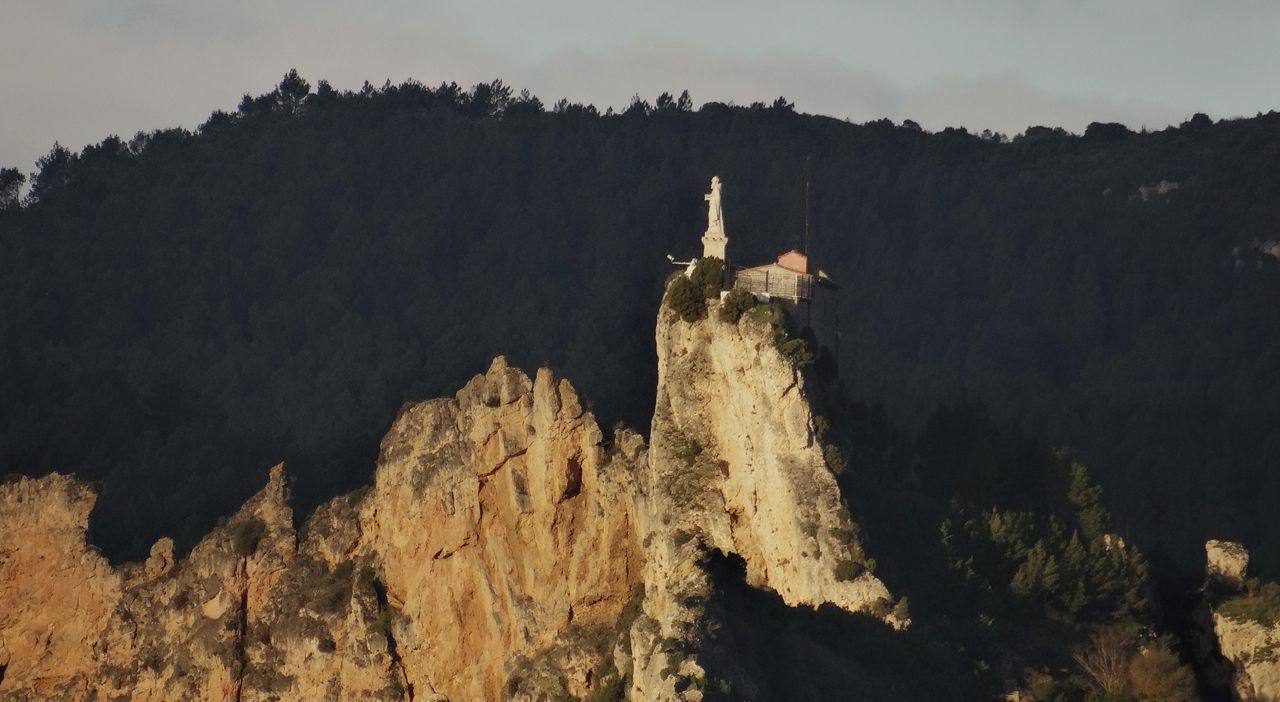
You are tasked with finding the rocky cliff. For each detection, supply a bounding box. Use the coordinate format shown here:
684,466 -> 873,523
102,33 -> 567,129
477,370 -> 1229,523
624,294 -> 897,700
0,294 -> 896,701
1200,540 -> 1280,702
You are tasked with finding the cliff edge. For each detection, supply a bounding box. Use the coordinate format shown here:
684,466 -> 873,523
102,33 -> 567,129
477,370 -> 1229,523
0,296 -> 899,700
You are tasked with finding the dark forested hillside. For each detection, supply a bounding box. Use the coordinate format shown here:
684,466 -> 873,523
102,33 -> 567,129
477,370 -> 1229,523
2,73 -> 1278,577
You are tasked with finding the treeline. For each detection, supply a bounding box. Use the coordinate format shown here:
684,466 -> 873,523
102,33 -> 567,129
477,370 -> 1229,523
1,73 -> 1278,582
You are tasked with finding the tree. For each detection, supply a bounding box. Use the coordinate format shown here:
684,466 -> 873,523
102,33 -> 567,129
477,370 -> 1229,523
719,288 -> 755,324
1072,627 -> 1133,698
1066,460 -> 1110,540
277,69 -> 311,112
28,143 -> 75,202
690,257 -> 724,298
1127,639 -> 1196,702
0,167 -> 24,209
666,275 -> 705,323
676,90 -> 693,112
1011,540 -> 1060,601
1084,122 -> 1131,141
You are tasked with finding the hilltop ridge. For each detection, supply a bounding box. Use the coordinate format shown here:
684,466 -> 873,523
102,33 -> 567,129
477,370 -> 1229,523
3,76 -> 1278,582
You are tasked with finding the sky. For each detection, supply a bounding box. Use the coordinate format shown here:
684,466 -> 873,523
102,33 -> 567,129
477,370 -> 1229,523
2,0 -> 1278,172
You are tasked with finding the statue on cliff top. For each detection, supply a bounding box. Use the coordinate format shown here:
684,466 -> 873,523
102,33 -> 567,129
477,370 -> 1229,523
701,175 -> 728,260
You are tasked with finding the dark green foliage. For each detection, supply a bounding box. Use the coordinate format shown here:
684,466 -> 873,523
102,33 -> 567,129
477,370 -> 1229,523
822,443 -> 846,475
1218,580 -> 1280,627
1,72 -> 1278,583
0,168 -> 23,210
718,288 -> 755,324
1066,461 -> 1110,541
820,387 -> 1160,697
743,302 -> 784,327
665,274 -> 705,323
776,337 -> 814,370
834,558 -> 864,581
743,302 -> 815,370
231,517 -> 265,557
942,505 -> 1149,621
867,597 -> 893,618
811,415 -> 831,442
689,256 -> 725,298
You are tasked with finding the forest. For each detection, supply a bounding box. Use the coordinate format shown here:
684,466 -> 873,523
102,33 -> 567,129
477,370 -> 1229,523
1,71 -> 1278,605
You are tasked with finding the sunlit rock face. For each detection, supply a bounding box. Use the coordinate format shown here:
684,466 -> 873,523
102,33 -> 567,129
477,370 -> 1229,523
627,293 -> 897,701
0,299 -> 899,701
0,361 -> 646,702
0,465 -> 408,702
0,474 -> 122,699
1202,540 -> 1280,702
358,357 -> 646,701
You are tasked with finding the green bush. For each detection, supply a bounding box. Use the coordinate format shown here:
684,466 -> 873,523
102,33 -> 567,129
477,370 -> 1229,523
690,256 -> 725,298
744,302 -> 784,326
584,668 -> 626,702
1219,581 -> 1280,626
665,274 -> 705,323
892,596 -> 911,620
835,558 -> 864,581
231,517 -> 266,556
719,288 -> 755,324
661,647 -> 687,679
777,338 -> 814,370
823,443 -> 847,475
868,597 -> 893,617
811,415 -> 831,442
740,302 -> 814,370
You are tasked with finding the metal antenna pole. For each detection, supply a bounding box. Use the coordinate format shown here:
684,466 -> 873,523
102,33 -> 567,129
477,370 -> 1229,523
803,155 -> 811,254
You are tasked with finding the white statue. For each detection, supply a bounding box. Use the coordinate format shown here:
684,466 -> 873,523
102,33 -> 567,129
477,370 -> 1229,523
701,175 -> 728,260
705,176 -> 724,234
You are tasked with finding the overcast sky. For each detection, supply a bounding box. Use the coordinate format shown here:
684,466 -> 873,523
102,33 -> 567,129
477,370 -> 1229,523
3,0 -> 1278,171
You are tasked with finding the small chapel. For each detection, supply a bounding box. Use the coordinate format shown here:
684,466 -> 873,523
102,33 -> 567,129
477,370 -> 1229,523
673,175 -> 840,353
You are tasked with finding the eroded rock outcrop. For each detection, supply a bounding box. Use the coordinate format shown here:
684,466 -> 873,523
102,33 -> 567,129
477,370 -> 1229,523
0,361 -> 644,702
0,474 -> 121,699
358,358 -> 646,701
1201,540 -> 1280,701
626,294 -> 896,700
0,301 -> 898,700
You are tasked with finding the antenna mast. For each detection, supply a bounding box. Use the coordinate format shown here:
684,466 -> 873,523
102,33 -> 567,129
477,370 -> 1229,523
803,155 -> 812,254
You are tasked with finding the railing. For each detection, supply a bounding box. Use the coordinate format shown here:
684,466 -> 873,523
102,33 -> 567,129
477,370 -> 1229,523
734,269 -> 813,300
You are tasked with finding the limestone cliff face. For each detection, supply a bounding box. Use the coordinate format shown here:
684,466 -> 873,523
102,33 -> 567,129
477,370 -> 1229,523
626,295 -> 896,700
1201,540 -> 1280,702
0,361 -> 644,702
0,474 -> 121,699
0,302 -> 896,701
1,465 -> 406,702
358,358 -> 646,701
